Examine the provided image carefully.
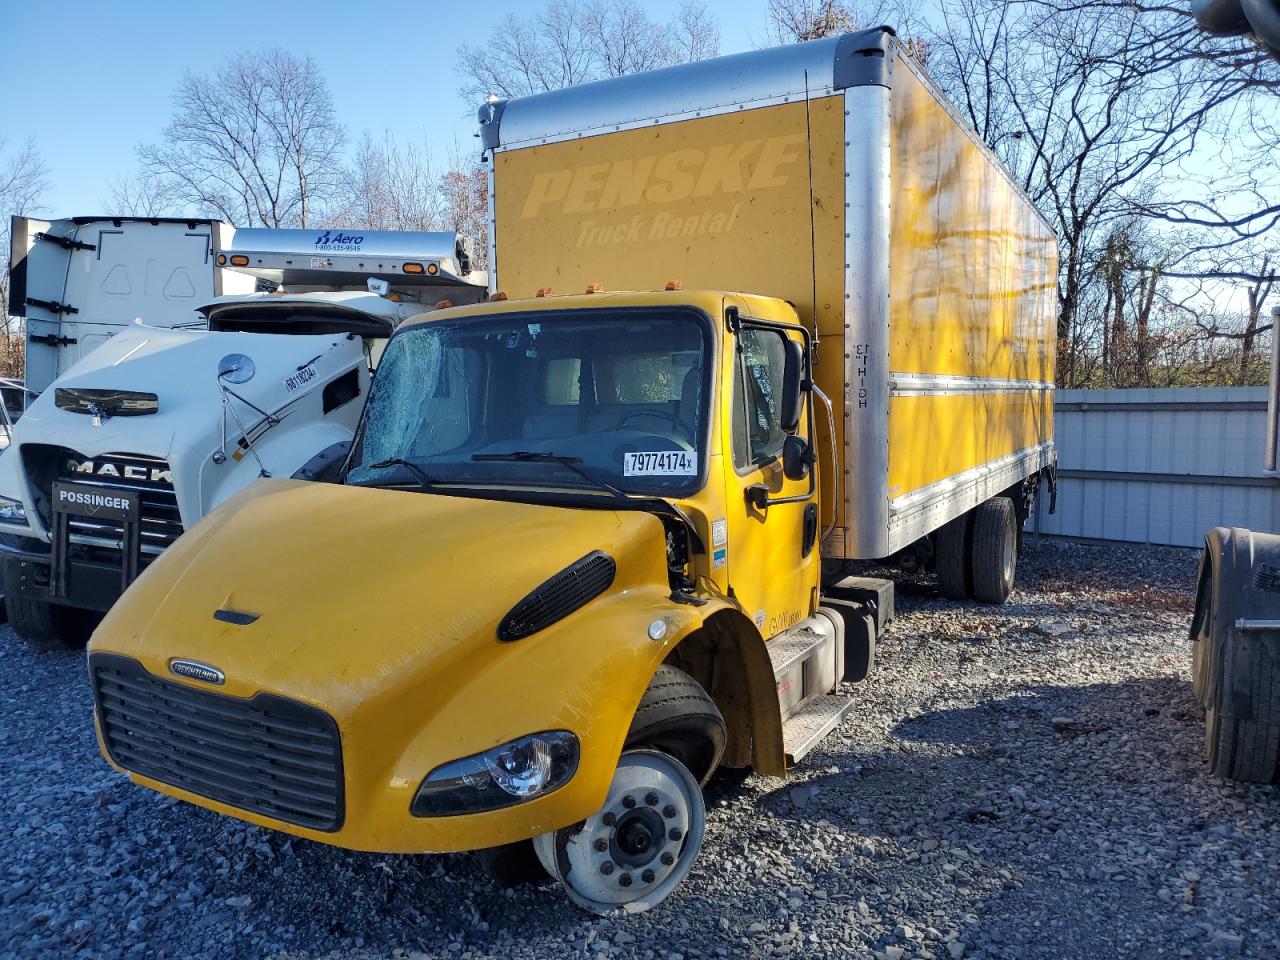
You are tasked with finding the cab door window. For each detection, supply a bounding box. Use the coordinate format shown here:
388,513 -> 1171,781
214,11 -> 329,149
732,326 -> 791,470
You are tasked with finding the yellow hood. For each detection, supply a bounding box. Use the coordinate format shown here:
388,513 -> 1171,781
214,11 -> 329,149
93,478 -> 666,717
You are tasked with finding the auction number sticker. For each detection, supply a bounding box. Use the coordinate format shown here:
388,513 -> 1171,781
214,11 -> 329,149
623,451 -> 697,476
283,363 -> 319,394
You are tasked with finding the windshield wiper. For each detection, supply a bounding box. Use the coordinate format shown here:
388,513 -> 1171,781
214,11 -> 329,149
359,457 -> 436,490
470,450 -> 705,555
470,451 -> 627,499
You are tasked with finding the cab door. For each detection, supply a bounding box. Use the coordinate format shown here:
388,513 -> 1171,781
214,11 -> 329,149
719,303 -> 820,638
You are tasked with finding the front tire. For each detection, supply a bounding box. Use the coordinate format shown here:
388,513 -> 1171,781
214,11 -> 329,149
5,595 -> 98,652
533,749 -> 706,915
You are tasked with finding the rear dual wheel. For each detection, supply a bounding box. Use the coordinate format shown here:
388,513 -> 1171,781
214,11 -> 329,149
935,497 -> 1019,605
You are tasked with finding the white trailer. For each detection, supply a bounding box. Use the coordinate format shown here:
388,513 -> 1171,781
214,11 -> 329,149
0,226 -> 488,649
8,216 -> 256,392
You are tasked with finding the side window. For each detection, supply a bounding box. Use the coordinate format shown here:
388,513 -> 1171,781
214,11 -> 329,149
732,326 -> 790,469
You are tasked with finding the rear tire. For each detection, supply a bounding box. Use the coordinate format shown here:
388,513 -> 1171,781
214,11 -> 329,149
970,497 -> 1018,604
5,595 -> 97,652
936,514 -> 972,601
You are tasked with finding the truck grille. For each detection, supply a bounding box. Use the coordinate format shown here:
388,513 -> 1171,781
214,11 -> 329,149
90,653 -> 345,832
59,453 -> 183,556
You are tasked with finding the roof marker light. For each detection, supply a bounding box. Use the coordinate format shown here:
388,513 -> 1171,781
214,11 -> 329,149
489,291 -> 508,302
585,283 -> 603,294
536,287 -> 553,298
665,280 -> 683,291
435,299 -> 454,309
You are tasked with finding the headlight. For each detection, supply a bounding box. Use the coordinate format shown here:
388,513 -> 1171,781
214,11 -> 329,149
411,730 -> 579,817
0,496 -> 27,525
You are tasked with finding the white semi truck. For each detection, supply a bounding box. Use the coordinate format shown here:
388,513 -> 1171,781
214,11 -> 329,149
0,223 -> 488,649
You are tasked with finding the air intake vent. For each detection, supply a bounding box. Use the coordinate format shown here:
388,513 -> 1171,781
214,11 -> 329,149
498,551 -> 616,641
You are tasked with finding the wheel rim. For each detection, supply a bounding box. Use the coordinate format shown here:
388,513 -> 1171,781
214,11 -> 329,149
533,749 -> 705,915
1002,528 -> 1016,583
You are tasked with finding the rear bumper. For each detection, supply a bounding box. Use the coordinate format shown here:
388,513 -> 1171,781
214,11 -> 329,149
0,538 -> 125,612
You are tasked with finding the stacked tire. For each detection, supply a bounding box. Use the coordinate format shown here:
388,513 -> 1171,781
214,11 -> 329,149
1191,527 -> 1280,783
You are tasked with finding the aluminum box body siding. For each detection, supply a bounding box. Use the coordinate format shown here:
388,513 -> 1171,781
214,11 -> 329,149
880,57 -> 1058,555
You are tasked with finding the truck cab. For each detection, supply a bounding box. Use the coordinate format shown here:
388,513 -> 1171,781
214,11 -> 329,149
0,228 -> 488,650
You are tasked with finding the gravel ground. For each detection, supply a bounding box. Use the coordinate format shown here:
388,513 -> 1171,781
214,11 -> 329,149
2,538 -> 1278,960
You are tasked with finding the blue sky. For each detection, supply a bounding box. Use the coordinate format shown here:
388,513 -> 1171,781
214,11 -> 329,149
1,0 -> 762,215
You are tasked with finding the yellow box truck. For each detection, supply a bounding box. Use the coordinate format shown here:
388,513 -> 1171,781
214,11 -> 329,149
85,28 -> 1057,915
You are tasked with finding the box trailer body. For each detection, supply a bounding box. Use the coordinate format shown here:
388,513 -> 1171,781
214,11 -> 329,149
0,227 -> 487,643
82,30 -> 1059,916
8,216 -> 256,392
482,29 -> 1057,560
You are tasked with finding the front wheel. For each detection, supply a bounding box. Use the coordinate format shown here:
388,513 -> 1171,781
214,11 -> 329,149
533,749 -> 705,915
5,595 -> 98,652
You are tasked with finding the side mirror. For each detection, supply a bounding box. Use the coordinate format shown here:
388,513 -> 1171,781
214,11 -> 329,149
780,338 -> 805,434
782,434 -> 815,481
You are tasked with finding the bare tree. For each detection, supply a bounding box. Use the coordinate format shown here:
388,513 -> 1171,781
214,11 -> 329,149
104,171 -> 182,218
927,0 -> 1277,386
439,146 -> 489,271
457,0 -> 720,102
139,50 -> 345,228
336,133 -> 446,232
0,138 -> 50,377
762,0 -> 924,44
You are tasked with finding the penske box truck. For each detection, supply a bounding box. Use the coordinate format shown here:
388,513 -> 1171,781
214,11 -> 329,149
85,29 -> 1057,915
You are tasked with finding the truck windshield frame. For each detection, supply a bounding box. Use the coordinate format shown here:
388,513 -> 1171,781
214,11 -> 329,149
346,306 -> 715,500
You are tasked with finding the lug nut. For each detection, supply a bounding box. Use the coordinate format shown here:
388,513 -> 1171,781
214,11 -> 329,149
602,812 -> 616,826
619,873 -> 633,887
645,792 -> 659,806
642,869 -> 655,883
622,794 -> 636,809
662,804 -> 677,818
594,838 -> 608,852
600,861 -> 615,875
660,852 -> 675,866
668,827 -> 683,841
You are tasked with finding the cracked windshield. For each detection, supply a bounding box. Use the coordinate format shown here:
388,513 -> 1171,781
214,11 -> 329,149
348,310 -> 709,495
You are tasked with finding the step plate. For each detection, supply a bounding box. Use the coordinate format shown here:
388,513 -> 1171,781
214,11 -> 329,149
783,694 -> 855,765
766,626 -> 826,678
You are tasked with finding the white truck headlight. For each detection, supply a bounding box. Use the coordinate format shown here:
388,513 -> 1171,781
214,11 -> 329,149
0,496 -> 28,525
412,730 -> 579,817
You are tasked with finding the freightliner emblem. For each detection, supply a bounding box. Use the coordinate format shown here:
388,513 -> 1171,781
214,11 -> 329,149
169,659 -> 225,685
66,459 -> 172,484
